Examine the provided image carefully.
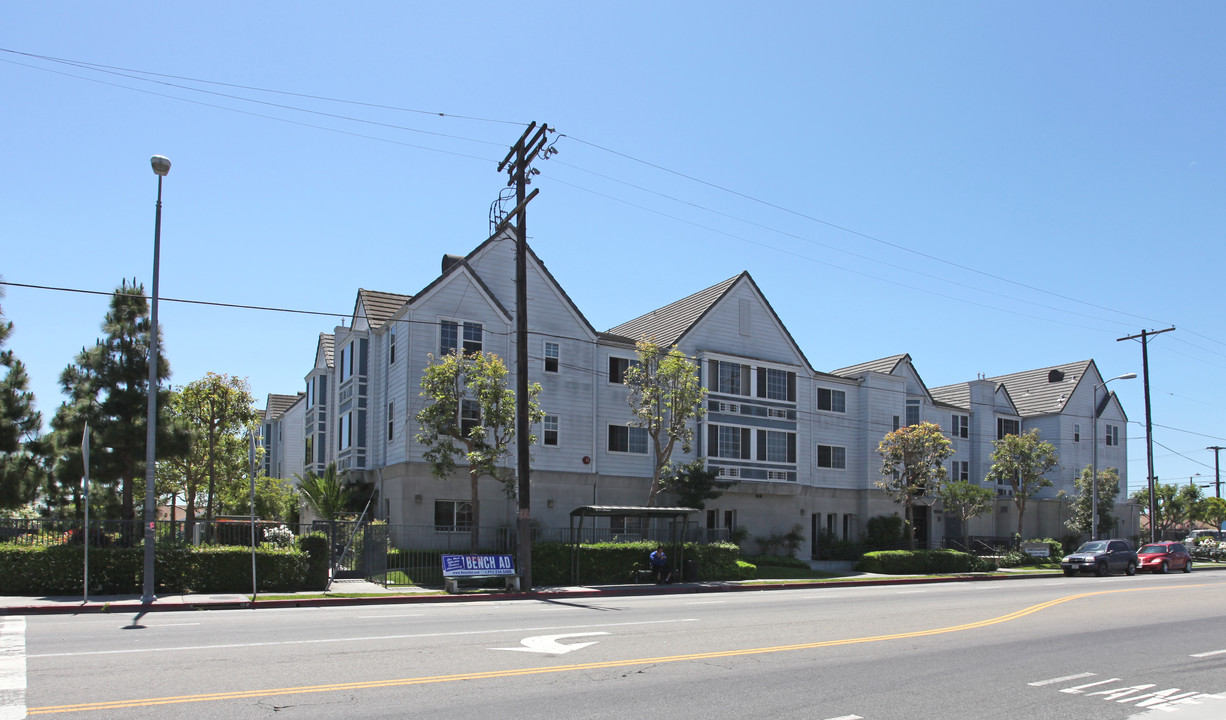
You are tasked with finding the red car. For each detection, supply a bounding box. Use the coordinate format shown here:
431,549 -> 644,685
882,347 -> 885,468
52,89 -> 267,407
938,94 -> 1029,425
1136,541 -> 1193,573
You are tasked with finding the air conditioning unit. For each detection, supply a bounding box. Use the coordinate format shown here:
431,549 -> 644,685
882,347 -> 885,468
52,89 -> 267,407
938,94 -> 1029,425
767,408 -> 788,418
767,470 -> 789,481
718,403 -> 740,414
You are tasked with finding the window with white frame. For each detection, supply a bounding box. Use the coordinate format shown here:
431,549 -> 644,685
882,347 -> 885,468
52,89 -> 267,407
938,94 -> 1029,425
434,500 -> 472,532
339,343 -> 352,381
387,402 -> 395,441
542,342 -> 559,373
710,425 -> 750,460
389,330 -> 397,365
906,400 -> 920,427
608,425 -> 648,454
543,415 -> 559,446
608,356 -> 638,384
817,444 -> 846,469
760,368 -> 794,402
339,412 -> 352,450
997,417 -> 1020,440
954,460 -> 969,482
440,320 -> 483,356
460,399 -> 481,437
306,378 -> 314,409
952,414 -> 969,438
708,360 -> 748,396
1105,424 -> 1119,446
764,430 -> 790,463
1073,424 -> 1080,443
817,388 -> 846,413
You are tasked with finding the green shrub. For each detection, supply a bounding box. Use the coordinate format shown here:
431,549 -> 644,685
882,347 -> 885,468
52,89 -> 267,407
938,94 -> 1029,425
735,560 -> 757,579
866,515 -> 906,547
530,541 -> 743,585
297,532 -> 330,590
855,549 -> 992,574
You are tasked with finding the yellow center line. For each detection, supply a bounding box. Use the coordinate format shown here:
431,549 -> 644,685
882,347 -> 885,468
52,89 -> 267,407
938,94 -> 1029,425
28,584 -> 1200,714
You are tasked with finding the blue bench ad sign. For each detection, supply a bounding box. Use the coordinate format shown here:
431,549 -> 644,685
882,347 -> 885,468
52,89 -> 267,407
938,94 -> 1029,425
441,554 -> 516,577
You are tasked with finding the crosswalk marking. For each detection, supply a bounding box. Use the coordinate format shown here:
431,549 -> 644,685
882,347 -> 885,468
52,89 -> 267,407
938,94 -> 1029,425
0,616 -> 27,720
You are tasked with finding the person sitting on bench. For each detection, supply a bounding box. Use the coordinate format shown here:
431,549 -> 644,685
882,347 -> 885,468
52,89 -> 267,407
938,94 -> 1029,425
649,546 -> 671,584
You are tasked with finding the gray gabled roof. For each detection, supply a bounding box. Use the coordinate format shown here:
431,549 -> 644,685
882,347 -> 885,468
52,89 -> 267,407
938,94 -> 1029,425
606,275 -> 740,347
931,360 -> 1094,418
265,392 -> 304,421
832,354 -> 911,378
318,333 -> 334,369
355,289 -> 412,331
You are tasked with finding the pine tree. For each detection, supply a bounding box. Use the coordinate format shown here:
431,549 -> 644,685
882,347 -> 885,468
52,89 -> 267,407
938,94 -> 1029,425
0,284 -> 44,510
48,280 -> 185,532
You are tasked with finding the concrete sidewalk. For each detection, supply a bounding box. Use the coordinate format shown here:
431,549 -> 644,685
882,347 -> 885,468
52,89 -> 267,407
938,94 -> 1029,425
0,570 -> 1058,616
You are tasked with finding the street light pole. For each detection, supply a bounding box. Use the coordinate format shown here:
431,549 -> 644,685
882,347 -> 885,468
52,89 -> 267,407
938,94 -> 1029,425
1092,372 -> 1135,541
142,154 -> 171,604
1208,446 -> 1224,500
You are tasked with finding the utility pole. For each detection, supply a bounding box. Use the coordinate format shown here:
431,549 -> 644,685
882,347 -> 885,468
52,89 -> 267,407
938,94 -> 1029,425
496,122 -> 556,591
1208,446 -> 1224,499
1117,327 -> 1175,542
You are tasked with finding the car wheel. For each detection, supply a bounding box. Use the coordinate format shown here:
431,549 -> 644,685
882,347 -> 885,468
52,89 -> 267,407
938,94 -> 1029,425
1063,568 -> 1077,577
1125,561 -> 1136,576
1183,561 -> 1192,574
1095,562 -> 1108,577
1158,561 -> 1168,574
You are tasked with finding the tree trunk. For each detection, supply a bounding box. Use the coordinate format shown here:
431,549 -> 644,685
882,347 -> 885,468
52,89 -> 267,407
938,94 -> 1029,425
470,469 -> 480,553
905,502 -> 916,550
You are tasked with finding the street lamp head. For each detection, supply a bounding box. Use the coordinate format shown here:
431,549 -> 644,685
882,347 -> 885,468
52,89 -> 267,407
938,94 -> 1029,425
1114,373 -> 1138,381
151,155 -> 171,177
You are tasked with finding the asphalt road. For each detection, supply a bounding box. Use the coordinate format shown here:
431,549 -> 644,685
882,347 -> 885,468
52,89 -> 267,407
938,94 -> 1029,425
12,572 -> 1226,719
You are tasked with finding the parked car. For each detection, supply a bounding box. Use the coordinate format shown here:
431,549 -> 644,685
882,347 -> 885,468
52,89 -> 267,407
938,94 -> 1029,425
1060,539 -> 1138,577
1137,541 -> 1193,573
1182,529 -> 1223,544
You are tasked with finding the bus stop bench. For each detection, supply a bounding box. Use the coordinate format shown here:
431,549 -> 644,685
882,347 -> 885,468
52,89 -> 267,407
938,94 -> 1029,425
443,574 -> 521,594
442,554 -> 520,594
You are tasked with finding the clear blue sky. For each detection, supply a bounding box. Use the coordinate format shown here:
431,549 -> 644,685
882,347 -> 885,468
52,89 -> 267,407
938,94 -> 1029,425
3,3 -> 1224,498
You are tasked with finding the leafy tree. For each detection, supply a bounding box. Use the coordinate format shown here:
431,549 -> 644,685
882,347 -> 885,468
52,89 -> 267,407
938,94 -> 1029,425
0,283 -> 44,510
985,429 -> 1058,537
938,480 -> 994,551
295,463 -> 353,523
623,338 -> 707,506
1132,482 -> 1201,539
1064,466 -> 1121,538
877,422 -> 953,549
1193,496 -> 1226,534
416,350 -> 542,552
47,280 -> 185,534
219,474 -> 299,522
659,460 -> 732,510
174,373 -> 259,537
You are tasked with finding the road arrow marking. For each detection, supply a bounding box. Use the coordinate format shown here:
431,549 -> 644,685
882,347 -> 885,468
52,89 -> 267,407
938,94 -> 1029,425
493,632 -> 609,654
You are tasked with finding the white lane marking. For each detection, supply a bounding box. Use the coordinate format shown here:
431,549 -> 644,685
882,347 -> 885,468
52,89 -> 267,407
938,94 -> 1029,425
29,618 -> 698,658
825,716 -> 863,720
1061,678 -> 1122,694
1030,672 -> 1097,686
896,590 -> 927,594
685,601 -> 725,605
0,616 -> 27,720
1190,649 -> 1226,658
492,632 -> 608,654
357,614 -> 423,619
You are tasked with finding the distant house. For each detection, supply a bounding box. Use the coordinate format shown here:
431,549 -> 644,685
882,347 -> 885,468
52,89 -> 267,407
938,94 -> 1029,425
266,229 -> 1136,553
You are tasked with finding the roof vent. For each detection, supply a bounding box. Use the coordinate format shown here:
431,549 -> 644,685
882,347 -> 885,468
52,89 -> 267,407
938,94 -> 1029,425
441,254 -> 465,274
1048,369 -> 1065,383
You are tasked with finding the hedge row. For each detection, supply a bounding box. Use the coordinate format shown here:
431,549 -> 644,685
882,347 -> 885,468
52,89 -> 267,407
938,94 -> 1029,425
855,549 -> 997,574
0,544 -> 310,595
530,541 -> 743,585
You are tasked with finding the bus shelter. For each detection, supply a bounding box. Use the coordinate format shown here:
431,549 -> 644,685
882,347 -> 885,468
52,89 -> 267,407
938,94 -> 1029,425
568,505 -> 698,585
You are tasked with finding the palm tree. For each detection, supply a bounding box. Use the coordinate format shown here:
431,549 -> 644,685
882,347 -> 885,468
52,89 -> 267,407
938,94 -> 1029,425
295,462 -> 351,523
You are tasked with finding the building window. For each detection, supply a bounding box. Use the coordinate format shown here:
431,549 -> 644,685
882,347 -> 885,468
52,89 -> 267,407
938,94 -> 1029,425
306,378 -> 314,409
954,460 -> 969,482
389,331 -> 397,365
952,414 -> 969,439
460,399 -> 481,437
543,415 -> 559,446
339,413 -> 352,450
764,430 -> 791,463
304,436 -> 313,466
707,425 -> 750,460
440,320 -> 482,356
997,418 -> 1021,440
434,500 -> 472,532
1105,424 -> 1119,446
893,416 -> 901,431
711,360 -> 748,396
817,388 -> 846,413
608,356 -> 638,384
544,342 -> 559,373
759,368 -> 795,402
817,445 -> 846,469
339,343 -> 351,382
906,400 -> 920,427
1073,424 -> 1080,443
387,402 -> 395,441
608,425 -> 648,454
